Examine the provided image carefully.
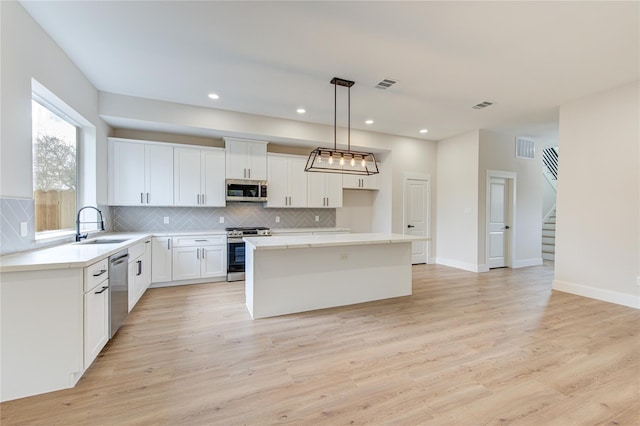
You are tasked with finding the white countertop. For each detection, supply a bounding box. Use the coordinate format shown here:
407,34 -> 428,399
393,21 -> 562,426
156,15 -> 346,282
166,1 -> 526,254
270,227 -> 350,234
0,233 -> 153,273
243,233 -> 429,250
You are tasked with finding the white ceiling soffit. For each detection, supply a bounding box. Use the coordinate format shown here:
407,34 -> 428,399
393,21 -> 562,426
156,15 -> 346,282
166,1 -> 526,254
19,1 -> 640,142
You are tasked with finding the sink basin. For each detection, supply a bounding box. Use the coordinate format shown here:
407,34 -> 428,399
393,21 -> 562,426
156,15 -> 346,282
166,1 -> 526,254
79,238 -> 129,245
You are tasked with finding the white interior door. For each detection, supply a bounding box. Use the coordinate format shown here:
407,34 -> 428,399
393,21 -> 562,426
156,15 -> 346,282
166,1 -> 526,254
405,178 -> 430,264
488,177 -> 509,268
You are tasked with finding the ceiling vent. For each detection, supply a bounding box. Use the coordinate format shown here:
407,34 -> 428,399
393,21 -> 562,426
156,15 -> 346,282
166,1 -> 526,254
374,79 -> 397,90
472,101 -> 494,109
515,137 -> 535,159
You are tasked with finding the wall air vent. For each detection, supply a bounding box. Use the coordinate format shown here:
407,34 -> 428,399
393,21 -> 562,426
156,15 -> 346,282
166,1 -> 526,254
515,137 -> 535,159
374,79 -> 397,90
472,101 -> 494,109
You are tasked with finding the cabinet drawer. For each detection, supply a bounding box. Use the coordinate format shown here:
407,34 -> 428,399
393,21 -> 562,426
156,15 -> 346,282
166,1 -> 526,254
128,241 -> 145,260
84,258 -> 108,291
172,235 -> 226,247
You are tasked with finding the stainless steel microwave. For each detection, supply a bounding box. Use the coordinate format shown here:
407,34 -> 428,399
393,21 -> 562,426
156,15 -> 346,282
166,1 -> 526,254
225,179 -> 268,202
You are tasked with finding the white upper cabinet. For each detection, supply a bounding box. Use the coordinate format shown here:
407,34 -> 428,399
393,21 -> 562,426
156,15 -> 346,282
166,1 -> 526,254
108,138 -> 173,206
174,147 -> 225,207
266,153 -> 308,208
224,138 -> 268,180
342,173 -> 380,190
307,172 -> 343,208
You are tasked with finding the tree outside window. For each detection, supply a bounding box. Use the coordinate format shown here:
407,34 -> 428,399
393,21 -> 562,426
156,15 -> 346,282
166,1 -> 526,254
32,100 -> 78,233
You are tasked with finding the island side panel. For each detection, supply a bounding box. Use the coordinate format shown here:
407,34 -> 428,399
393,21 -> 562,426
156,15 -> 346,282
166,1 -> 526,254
245,243 -> 255,318
248,242 -> 412,319
1,268 -> 84,402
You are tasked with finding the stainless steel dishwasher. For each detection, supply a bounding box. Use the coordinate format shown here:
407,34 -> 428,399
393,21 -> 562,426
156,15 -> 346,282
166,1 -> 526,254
109,250 -> 129,338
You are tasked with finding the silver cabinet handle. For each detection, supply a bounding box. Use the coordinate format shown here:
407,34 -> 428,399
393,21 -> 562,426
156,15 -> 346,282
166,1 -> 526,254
202,248 -> 206,259
202,194 -> 205,205
140,193 -> 144,204
167,239 -> 170,250
196,248 -> 200,259
248,169 -> 251,179
197,194 -> 200,204
147,193 -> 150,203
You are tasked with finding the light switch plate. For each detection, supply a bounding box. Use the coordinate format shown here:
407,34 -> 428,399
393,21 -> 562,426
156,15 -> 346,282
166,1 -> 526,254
20,222 -> 28,237
275,216 -> 280,223
315,216 -> 320,222
163,216 -> 169,224
219,217 -> 224,223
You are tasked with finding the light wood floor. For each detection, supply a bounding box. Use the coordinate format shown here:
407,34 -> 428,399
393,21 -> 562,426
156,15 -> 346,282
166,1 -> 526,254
2,264 -> 639,425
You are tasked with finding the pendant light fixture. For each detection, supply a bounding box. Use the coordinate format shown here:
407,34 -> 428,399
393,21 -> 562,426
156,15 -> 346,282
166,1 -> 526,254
305,77 -> 379,175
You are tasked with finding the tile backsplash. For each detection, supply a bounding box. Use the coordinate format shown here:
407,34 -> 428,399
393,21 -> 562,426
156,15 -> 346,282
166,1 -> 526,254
112,204 -> 335,232
1,197 -> 36,255
1,198 -> 335,255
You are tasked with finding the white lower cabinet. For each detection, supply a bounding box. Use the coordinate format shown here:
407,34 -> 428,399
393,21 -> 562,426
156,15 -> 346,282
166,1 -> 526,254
172,235 -> 227,281
83,259 -> 109,369
151,237 -> 173,283
128,239 -> 152,312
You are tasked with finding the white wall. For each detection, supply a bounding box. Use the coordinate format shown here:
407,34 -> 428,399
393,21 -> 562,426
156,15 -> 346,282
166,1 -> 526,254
435,130 -> 480,271
337,190 -> 377,233
478,130 -> 543,268
554,81 -> 640,308
100,92 -> 437,234
0,1 -> 109,200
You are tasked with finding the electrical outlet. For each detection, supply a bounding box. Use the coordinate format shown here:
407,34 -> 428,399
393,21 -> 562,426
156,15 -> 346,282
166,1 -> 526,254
219,217 -> 224,224
340,253 -> 348,261
163,216 -> 169,224
20,222 -> 28,237
315,215 -> 320,222
275,216 -> 280,223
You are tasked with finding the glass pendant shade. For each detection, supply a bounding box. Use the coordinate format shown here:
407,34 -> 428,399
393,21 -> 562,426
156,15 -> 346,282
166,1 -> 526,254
305,77 -> 380,176
305,148 -> 379,175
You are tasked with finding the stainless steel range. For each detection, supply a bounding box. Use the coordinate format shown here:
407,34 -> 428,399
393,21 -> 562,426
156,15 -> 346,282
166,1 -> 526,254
226,227 -> 272,281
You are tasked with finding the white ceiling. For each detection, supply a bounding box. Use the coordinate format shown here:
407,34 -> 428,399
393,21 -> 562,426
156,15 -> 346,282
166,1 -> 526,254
20,1 -> 639,143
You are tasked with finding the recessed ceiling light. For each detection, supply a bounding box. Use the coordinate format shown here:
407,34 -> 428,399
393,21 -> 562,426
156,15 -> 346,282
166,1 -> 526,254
365,119 -> 374,125
296,108 -> 306,114
419,129 -> 428,134
208,93 -> 219,100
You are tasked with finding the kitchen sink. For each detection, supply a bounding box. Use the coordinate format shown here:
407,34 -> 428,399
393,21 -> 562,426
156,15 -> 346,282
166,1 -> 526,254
79,238 -> 129,245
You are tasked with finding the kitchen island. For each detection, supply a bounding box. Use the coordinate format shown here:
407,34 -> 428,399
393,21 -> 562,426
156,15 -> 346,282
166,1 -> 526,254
243,233 -> 427,319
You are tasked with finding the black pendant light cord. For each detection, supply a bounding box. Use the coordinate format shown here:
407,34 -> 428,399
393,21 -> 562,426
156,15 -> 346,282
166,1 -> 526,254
334,81 -> 337,150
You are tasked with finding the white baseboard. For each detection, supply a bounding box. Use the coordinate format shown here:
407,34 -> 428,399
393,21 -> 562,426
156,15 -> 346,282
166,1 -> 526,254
436,257 -> 485,273
428,256 -> 436,264
512,258 -> 543,268
552,279 -> 640,309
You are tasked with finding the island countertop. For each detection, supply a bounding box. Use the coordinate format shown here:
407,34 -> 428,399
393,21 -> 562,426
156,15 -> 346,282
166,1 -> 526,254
243,232 -> 428,250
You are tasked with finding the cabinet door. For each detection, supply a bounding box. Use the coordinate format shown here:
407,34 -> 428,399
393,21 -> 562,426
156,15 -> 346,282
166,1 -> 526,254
325,174 -> 343,207
172,246 -> 201,280
174,147 -> 202,206
109,140 -> 146,205
128,259 -> 143,312
141,239 -> 152,291
84,280 -> 109,368
202,149 -> 226,207
225,140 -> 249,180
151,237 -> 173,283
145,144 -> 174,205
288,156 -> 308,207
201,245 -> 227,278
246,142 -> 267,180
266,155 -> 289,207
307,172 -> 327,208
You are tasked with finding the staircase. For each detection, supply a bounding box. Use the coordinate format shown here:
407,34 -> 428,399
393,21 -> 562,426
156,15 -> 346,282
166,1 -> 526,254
542,209 -> 556,261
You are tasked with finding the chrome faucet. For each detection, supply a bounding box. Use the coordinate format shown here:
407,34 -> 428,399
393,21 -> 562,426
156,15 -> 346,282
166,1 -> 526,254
76,206 -> 105,241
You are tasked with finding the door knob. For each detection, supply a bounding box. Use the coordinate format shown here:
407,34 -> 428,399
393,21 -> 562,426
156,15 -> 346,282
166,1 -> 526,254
505,225 -> 510,229
407,225 -> 415,228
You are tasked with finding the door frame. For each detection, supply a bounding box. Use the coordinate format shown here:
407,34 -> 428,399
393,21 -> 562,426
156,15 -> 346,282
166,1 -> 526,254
485,170 -> 516,269
403,173 -> 431,264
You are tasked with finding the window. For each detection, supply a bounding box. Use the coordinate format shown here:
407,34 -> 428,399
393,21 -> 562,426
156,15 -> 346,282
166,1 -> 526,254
32,99 -> 78,236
